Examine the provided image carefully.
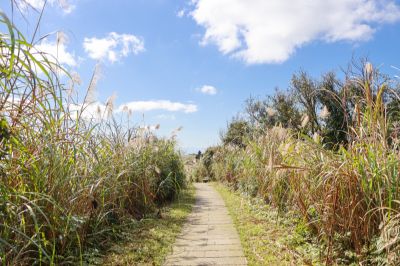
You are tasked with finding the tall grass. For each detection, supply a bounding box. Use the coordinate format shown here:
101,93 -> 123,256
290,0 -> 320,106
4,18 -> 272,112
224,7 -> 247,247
201,64 -> 400,264
0,11 -> 186,264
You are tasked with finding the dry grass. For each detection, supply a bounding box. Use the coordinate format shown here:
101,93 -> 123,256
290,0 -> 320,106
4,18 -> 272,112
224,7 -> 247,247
213,182 -> 322,266
200,64 -> 400,264
0,10 -> 187,265
98,186 -> 195,265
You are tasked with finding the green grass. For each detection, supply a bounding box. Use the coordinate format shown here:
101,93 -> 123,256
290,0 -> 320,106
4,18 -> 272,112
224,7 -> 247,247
98,186 -> 195,265
213,182 -> 323,266
0,10 -> 189,264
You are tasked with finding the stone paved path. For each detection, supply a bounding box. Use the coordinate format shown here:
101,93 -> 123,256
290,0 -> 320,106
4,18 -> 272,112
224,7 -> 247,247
164,183 -> 247,266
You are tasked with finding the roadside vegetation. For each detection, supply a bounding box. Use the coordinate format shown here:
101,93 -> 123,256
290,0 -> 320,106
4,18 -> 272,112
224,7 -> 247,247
195,61 -> 400,265
0,8 -> 189,265
99,186 -> 195,265
214,182 -> 322,266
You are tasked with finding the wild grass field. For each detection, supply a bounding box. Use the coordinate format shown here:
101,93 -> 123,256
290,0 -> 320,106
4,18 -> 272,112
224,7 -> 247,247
0,9 -> 189,265
2,1 -> 400,265
194,61 -> 400,265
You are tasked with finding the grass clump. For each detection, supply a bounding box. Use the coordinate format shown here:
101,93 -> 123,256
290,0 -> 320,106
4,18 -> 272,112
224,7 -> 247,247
0,10 -> 187,265
99,186 -> 195,265
213,182 -> 322,266
197,61 -> 400,264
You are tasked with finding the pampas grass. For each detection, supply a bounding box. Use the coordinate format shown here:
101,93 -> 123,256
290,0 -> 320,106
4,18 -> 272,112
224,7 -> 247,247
0,11 -> 186,265
201,63 -> 400,264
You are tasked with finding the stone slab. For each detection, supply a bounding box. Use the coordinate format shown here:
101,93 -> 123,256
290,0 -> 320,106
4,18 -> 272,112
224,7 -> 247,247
164,183 -> 247,266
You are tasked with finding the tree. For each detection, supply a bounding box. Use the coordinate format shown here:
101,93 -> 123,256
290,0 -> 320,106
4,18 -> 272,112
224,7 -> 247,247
271,90 -> 302,130
317,72 -> 349,149
222,119 -> 250,148
245,89 -> 301,130
291,71 -> 320,134
202,146 -> 218,178
245,96 -> 270,126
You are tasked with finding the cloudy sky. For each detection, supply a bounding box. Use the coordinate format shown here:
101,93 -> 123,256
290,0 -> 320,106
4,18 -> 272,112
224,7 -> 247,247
2,0 -> 400,152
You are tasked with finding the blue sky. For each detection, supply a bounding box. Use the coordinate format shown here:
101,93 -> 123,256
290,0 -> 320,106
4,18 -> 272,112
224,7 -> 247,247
2,0 -> 400,152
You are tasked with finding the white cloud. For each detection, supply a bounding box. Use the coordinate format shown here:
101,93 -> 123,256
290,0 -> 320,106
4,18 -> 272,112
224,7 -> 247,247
70,100 -> 197,121
35,32 -> 77,67
190,0 -> 400,64
0,32 -> 77,77
83,32 -> 145,63
58,0 -> 75,13
17,0 -> 76,14
117,100 -> 197,113
177,9 -> 186,18
69,102 -> 108,120
156,114 -> 176,120
197,85 -> 217,95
